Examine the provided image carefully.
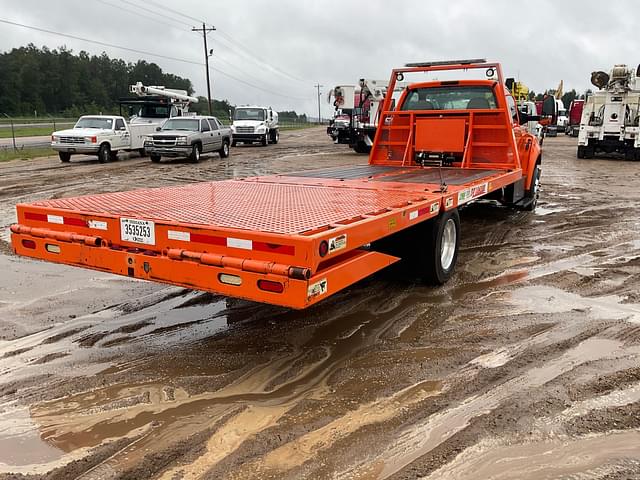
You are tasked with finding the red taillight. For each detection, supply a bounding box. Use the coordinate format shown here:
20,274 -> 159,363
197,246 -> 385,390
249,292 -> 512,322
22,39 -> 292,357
257,280 -> 284,293
319,240 -> 329,257
21,239 -> 36,249
90,136 -> 97,143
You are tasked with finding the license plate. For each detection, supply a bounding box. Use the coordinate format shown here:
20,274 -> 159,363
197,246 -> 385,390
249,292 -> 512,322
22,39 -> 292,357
120,218 -> 155,245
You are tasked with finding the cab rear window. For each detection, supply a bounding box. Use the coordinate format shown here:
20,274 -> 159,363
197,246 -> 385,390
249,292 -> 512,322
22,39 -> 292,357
401,86 -> 497,111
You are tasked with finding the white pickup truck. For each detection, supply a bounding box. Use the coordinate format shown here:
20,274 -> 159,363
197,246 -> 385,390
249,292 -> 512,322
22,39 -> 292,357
51,115 -> 162,163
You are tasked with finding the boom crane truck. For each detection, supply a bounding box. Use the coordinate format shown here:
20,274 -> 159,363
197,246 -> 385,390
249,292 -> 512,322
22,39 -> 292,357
13,60 -> 541,310
51,82 -> 199,163
578,64 -> 640,159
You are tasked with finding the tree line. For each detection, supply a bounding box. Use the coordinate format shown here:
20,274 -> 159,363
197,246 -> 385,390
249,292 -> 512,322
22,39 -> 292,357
0,44 -> 194,117
0,45 -> 308,122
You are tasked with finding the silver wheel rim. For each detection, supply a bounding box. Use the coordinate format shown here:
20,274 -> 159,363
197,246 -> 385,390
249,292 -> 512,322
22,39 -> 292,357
275,132 -> 279,142
195,147 -> 200,160
224,143 -> 229,156
441,219 -> 457,271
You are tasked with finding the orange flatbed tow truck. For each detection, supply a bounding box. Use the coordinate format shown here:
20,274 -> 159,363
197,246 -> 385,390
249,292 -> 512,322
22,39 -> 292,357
11,60 -> 541,309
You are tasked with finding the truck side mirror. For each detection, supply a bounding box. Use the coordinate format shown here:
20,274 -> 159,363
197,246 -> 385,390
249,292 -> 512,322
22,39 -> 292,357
519,112 -> 540,125
156,126 -> 161,131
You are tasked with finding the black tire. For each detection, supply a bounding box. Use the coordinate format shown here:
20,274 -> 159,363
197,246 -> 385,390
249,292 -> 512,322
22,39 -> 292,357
219,139 -> 230,158
584,146 -> 595,158
138,148 -> 146,157
58,152 -> 71,163
231,140 -> 237,147
577,146 -> 585,159
353,141 -> 371,154
261,134 -> 269,146
270,129 -> 279,144
150,154 -> 161,163
523,164 -> 541,212
419,209 -> 461,284
109,151 -> 118,162
189,143 -> 202,163
97,143 -> 111,163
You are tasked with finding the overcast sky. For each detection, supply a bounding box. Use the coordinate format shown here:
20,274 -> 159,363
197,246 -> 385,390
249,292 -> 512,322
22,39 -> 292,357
1,0 -> 638,117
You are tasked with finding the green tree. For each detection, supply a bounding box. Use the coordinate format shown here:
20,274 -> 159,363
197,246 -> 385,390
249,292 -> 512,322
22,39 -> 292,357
561,89 -> 577,109
0,45 -> 194,116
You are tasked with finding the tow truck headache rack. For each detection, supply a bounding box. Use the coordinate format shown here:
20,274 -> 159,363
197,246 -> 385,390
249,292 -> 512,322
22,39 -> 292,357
11,60 -> 541,309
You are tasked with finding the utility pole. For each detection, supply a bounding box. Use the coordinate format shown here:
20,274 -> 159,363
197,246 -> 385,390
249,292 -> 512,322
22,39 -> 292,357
192,23 -> 216,115
315,83 -> 323,124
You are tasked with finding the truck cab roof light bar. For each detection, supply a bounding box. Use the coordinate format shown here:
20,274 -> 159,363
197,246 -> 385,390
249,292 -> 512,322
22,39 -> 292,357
405,59 -> 487,68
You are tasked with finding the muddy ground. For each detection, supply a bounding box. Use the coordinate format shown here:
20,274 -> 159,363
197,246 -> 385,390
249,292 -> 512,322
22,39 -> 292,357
0,128 -> 639,479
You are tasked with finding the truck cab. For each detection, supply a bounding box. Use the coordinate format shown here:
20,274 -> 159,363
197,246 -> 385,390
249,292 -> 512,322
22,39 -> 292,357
231,106 -> 279,146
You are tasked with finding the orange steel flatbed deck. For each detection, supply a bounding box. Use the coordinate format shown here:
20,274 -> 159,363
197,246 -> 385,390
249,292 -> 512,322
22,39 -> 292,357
11,60 -> 541,309
10,165 -> 518,308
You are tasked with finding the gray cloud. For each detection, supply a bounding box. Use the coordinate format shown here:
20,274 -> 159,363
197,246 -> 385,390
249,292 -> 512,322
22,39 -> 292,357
1,0 -> 638,116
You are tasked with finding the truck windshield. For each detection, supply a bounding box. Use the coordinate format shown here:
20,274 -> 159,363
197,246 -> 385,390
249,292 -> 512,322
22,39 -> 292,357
75,117 -> 113,129
401,86 -> 497,110
234,108 -> 265,121
161,119 -> 200,131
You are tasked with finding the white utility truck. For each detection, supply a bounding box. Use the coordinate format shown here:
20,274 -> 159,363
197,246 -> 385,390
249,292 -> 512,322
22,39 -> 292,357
230,106 -> 279,146
578,64 -> 640,159
327,79 -> 406,153
51,83 -> 198,163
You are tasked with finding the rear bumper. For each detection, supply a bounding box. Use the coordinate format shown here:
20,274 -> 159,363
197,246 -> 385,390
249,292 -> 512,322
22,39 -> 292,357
11,225 -> 397,309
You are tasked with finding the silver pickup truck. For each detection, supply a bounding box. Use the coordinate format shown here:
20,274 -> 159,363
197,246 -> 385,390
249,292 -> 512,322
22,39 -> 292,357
144,116 -> 232,163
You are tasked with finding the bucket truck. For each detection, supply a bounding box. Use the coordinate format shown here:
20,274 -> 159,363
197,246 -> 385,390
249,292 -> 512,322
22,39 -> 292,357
327,79 -> 405,154
51,82 -> 198,163
578,64 -> 640,159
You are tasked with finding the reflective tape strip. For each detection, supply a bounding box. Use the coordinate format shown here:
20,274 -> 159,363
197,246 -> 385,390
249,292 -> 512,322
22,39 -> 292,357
409,206 -> 432,221
24,211 -> 86,227
227,237 -> 252,250
168,230 -> 190,241
253,242 -> 295,255
172,231 -> 294,255
88,220 -> 108,230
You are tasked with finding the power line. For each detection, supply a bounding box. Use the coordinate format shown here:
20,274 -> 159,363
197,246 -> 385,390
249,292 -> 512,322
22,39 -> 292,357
0,17 -> 309,101
118,0 -> 193,28
95,1 -> 311,97
0,18 -> 203,66
97,0 -> 185,31
128,0 -> 308,83
215,29 -> 308,83
134,0 -> 203,24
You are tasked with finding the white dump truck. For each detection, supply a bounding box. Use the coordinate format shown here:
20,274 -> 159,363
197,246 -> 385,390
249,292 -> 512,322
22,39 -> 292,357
578,64 -> 640,159
51,83 -> 198,163
230,106 -> 279,146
